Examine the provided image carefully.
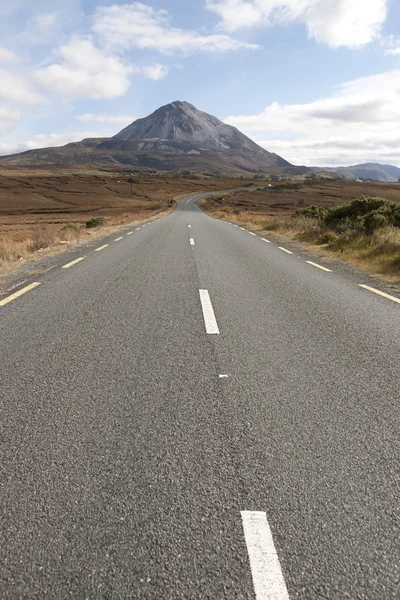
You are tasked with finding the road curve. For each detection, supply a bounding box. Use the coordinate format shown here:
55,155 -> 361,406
1,193 -> 399,599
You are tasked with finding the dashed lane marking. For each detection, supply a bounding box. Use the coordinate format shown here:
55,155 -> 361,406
188,224 -> 192,228
219,374 -> 229,378
95,245 -> 109,252
306,261 -> 332,272
278,247 -> 293,255
114,237 -> 123,242
249,232 -> 256,236
240,227 -> 246,230
0,282 -> 41,307
199,289 -> 220,334
62,257 -> 86,269
241,511 -> 290,600
136,227 -> 141,230
126,231 -> 133,235
359,284 -> 400,304
190,238 -> 195,246
261,238 -> 271,243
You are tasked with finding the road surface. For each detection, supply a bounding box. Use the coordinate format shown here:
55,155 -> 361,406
1,193 -> 399,599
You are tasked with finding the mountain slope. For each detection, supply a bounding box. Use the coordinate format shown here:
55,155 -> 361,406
312,163 -> 400,182
0,101 -> 305,175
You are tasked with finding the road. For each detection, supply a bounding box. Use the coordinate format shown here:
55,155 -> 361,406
1,192 -> 399,599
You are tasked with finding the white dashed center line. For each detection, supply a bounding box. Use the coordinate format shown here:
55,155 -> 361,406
188,224 -> 191,228
190,238 -> 195,246
261,238 -> 271,243
359,284 -> 400,304
95,244 -> 109,252
278,247 -> 293,255
249,232 -> 256,236
126,231 -> 133,235
199,289 -> 220,334
241,511 -> 290,600
114,237 -> 123,242
136,227 -> 141,230
240,227 -> 246,230
306,261 -> 332,272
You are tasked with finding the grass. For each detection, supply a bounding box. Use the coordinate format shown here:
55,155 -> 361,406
201,197 -> 400,283
0,207 -> 173,277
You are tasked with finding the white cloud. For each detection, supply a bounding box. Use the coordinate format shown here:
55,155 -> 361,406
206,0 -> 388,48
225,69 -> 400,166
0,46 -> 17,62
134,63 -> 169,80
93,2 -> 258,54
77,113 -> 135,124
33,37 -> 132,99
0,107 -> 20,129
0,130 -> 113,157
383,35 -> 400,56
35,12 -> 57,32
0,68 -> 45,104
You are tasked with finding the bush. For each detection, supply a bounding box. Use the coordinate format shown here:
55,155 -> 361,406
322,196 -> 400,235
296,205 -> 328,220
61,223 -> 79,232
85,217 -> 106,228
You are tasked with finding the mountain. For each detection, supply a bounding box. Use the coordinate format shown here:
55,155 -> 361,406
312,163 -> 400,182
0,101 -> 306,175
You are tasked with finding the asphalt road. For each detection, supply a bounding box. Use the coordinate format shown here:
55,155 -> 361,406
1,193 -> 399,599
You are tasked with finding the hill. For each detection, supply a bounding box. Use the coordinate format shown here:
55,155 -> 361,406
0,101 -> 306,176
312,163 -> 400,182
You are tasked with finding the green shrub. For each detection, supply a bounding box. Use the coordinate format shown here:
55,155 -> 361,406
61,223 -> 79,232
324,196 -> 400,235
296,205 -> 328,220
85,217 -> 106,228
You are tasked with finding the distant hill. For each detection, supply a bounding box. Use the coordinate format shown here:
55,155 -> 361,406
311,163 -> 400,182
0,101 -> 307,176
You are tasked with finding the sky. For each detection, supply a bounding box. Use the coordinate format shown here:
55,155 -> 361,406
0,0 -> 399,166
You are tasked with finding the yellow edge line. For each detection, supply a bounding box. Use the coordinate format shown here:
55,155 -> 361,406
62,257 -> 86,269
359,284 -> 400,304
95,244 -> 109,252
0,282 -> 41,307
306,261 -> 332,272
278,247 -> 293,254
261,238 -> 271,243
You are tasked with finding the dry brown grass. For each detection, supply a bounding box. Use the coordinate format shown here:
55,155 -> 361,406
0,171 -> 250,276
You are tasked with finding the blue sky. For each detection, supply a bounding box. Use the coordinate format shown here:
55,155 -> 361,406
0,0 -> 399,166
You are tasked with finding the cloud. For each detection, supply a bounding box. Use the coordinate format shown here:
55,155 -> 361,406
260,134 -> 400,167
0,130 -> 113,157
206,0 -> 388,48
225,69 -> 400,166
0,107 -> 20,130
383,35 -> 400,56
0,68 -> 45,104
35,12 -> 57,32
0,46 -> 18,62
33,37 -> 132,99
93,2 -> 258,54
134,63 -> 169,80
77,113 -> 135,124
